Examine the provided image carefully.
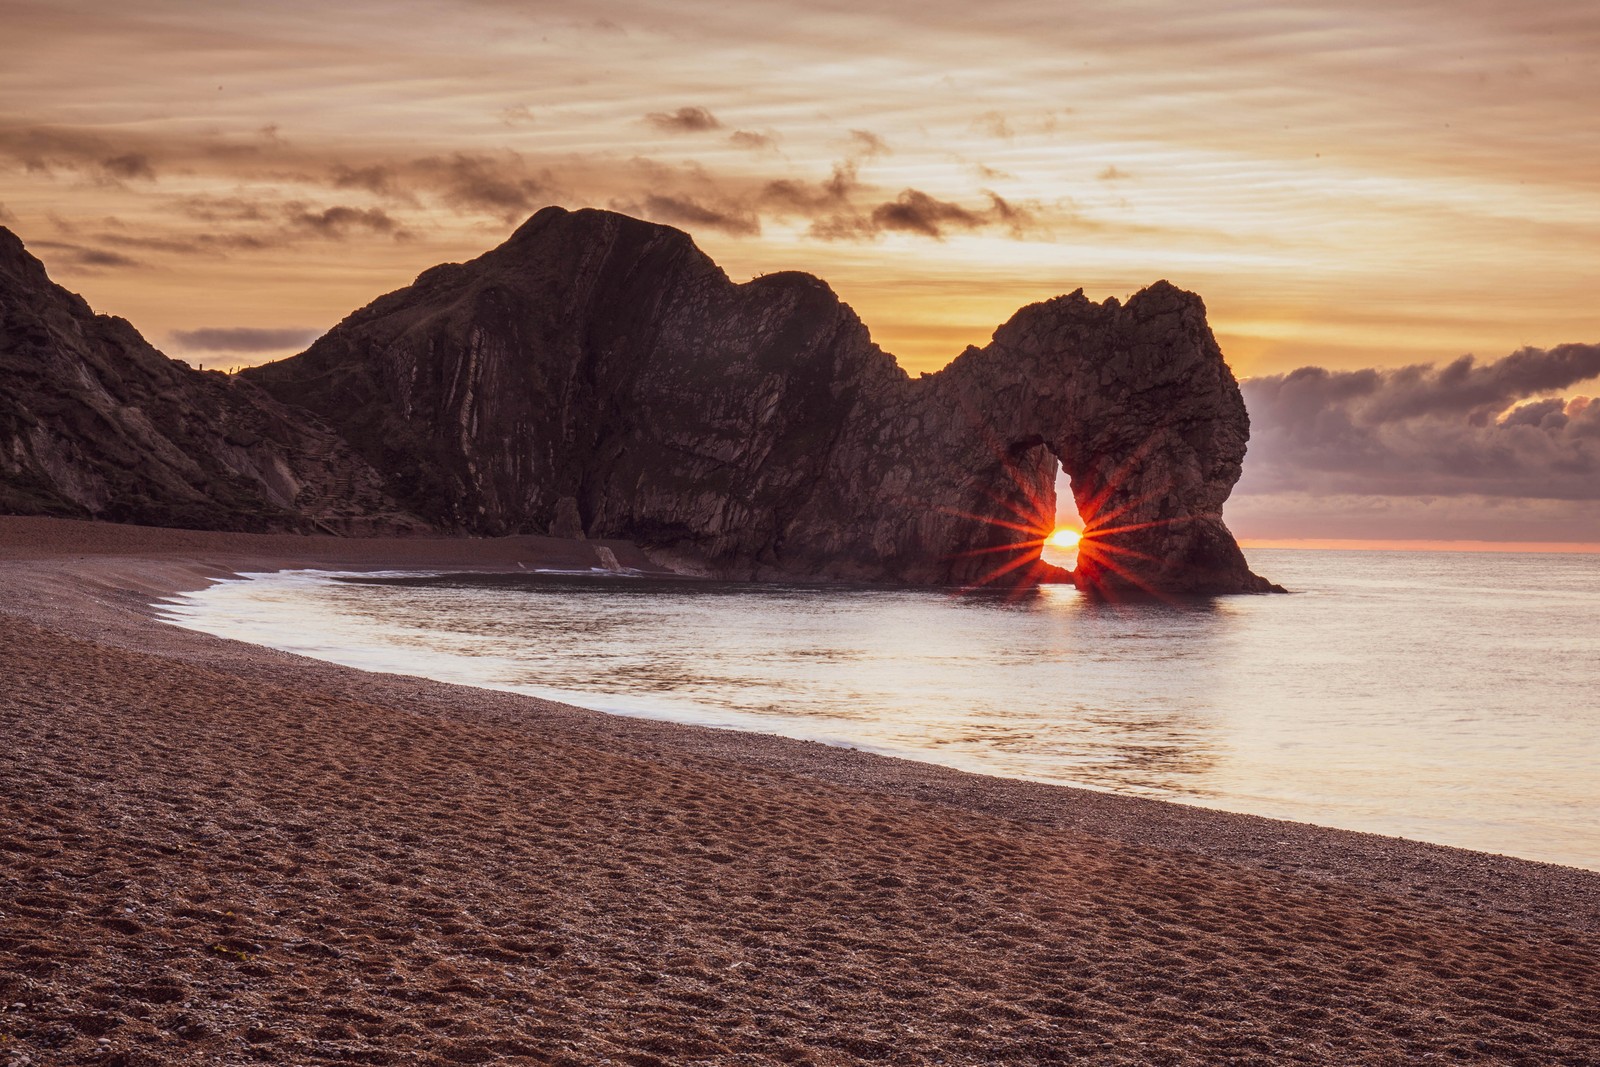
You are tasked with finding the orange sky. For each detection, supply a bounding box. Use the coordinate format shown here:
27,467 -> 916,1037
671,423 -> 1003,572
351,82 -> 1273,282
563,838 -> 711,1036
3,0 -> 1598,543
4,0 -> 1598,375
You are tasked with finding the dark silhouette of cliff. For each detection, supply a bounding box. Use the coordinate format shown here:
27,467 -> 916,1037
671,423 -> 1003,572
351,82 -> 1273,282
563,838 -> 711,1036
243,207 -> 1273,593
0,226 -> 423,534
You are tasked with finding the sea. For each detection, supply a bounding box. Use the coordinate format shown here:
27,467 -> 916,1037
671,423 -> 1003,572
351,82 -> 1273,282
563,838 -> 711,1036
157,548 -> 1600,871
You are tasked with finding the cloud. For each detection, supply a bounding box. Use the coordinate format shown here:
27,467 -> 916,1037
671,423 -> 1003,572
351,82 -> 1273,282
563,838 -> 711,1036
96,230 -> 271,255
973,162 -> 1014,181
808,188 -> 1037,241
870,189 -> 983,237
101,152 -> 156,180
171,326 -> 322,352
643,106 -> 721,133
1097,165 -> 1132,181
176,195 -> 270,223
500,105 -> 536,126
328,162 -> 405,198
729,129 -> 777,152
973,111 -> 1013,140
845,129 -> 889,159
0,202 -> 15,225
1238,344 -> 1600,501
620,194 -> 759,237
412,153 -> 552,218
285,203 -> 406,238
0,118 -> 1070,246
0,126 -> 106,174
28,239 -> 144,270
760,162 -> 860,214
1360,347 -> 1600,422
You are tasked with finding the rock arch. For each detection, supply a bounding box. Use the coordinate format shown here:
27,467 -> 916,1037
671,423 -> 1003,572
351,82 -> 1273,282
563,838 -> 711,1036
890,282 -> 1276,595
245,207 -> 1276,595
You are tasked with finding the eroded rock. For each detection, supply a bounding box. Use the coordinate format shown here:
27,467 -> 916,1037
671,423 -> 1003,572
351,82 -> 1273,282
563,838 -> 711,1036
246,207 -> 1274,593
0,226 -> 424,534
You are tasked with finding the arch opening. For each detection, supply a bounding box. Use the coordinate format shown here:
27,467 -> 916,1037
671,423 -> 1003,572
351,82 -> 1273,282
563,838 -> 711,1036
1039,458 -> 1081,573
947,439 -> 1085,590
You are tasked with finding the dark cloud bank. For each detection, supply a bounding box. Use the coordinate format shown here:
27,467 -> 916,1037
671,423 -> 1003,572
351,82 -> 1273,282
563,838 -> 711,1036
1239,344 -> 1600,501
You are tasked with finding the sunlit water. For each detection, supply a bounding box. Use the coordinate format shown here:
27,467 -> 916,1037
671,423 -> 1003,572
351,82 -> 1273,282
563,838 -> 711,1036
157,549 -> 1600,870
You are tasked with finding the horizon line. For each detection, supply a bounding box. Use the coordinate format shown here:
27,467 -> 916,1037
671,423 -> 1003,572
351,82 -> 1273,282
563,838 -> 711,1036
1239,537 -> 1600,554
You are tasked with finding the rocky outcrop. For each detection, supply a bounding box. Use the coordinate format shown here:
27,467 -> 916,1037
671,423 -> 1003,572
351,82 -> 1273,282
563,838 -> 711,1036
247,207 -> 1273,593
0,226 -> 423,534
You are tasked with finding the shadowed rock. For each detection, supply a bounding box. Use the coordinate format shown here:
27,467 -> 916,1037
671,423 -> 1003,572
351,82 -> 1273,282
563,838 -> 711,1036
0,226 -> 424,534
246,207 -> 1274,593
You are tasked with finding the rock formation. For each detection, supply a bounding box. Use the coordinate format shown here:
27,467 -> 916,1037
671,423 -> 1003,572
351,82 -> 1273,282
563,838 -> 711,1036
246,207 -> 1274,594
0,226 -> 422,533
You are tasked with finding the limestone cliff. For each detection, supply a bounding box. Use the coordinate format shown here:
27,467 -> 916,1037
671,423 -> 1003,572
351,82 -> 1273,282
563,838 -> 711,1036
0,226 -> 422,533
246,207 -> 1273,593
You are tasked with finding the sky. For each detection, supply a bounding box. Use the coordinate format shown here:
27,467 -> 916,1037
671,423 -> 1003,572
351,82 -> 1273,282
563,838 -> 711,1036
2,0 -> 1598,544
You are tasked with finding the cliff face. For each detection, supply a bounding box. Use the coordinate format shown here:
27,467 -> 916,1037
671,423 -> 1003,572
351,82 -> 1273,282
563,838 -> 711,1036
247,207 -> 1273,594
0,226 -> 422,534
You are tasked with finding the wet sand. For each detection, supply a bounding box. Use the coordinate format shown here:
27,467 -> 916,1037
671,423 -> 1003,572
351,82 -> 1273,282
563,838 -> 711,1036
1,515 -> 1597,1066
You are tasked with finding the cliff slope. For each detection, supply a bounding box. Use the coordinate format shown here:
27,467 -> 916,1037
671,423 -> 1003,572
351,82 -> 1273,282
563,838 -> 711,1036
0,226 -> 422,533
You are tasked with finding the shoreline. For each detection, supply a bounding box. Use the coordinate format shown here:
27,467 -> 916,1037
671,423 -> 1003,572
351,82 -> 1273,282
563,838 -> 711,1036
3,515 -> 1598,1065
161,559 -> 1598,875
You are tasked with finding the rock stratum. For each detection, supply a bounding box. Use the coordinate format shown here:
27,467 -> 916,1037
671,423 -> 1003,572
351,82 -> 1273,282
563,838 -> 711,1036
2,210 -> 1274,594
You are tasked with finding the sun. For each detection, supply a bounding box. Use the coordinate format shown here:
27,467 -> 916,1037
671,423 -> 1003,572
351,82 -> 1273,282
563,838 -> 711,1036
1048,527 -> 1081,549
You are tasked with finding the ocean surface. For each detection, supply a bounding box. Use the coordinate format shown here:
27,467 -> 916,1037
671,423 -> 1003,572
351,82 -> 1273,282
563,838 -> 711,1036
158,548 -> 1600,871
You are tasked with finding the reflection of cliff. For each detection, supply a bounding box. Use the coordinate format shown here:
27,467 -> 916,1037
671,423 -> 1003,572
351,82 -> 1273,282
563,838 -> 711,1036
247,207 -> 1275,594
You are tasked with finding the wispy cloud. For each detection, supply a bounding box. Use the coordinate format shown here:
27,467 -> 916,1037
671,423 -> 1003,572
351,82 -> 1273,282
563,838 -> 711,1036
618,193 -> 760,236
171,326 -> 321,352
729,129 -> 778,152
285,203 -> 407,239
643,106 -> 722,133
4,0 -> 1599,396
28,239 -> 144,270
811,190 -> 1037,241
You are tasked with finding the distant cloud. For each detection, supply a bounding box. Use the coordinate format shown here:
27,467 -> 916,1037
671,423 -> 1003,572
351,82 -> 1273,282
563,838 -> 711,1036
101,152 -> 156,181
415,153 -> 552,218
870,189 -> 983,237
643,106 -> 722,133
29,240 -> 144,270
285,204 -> 406,238
95,230 -> 271,256
809,189 -> 1037,241
760,162 -> 860,214
973,111 -> 1013,140
1239,344 -> 1600,501
171,326 -> 321,352
1097,165 -> 1132,180
622,194 -> 760,237
500,105 -> 536,126
845,129 -> 889,159
0,202 -> 15,225
176,195 -> 270,223
0,126 -> 115,176
729,129 -> 777,152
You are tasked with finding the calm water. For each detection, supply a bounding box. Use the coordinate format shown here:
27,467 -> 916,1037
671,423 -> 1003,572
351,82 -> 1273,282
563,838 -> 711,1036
157,549 -> 1600,871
